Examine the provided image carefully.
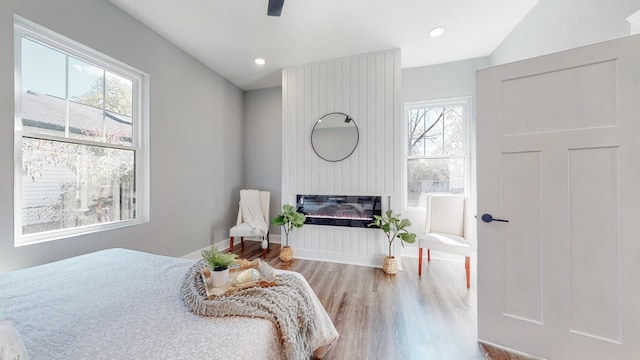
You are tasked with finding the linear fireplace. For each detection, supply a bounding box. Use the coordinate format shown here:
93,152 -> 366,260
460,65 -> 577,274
296,195 -> 382,228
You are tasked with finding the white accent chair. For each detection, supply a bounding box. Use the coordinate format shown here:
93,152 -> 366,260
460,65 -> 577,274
418,193 -> 472,288
229,190 -> 270,257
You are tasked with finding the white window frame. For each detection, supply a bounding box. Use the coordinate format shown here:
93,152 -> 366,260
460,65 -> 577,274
13,15 -> 150,246
402,96 -> 471,209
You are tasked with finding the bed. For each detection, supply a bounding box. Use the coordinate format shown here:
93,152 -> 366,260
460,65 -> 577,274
0,248 -> 338,359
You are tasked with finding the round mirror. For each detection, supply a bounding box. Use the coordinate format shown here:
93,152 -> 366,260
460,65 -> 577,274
311,112 -> 359,162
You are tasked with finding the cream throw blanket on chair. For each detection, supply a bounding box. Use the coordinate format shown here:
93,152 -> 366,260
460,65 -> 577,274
240,189 -> 269,237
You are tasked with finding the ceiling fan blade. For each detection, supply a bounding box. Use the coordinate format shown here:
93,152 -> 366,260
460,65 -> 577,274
267,0 -> 285,16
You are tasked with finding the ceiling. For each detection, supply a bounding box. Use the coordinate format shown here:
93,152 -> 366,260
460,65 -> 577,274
109,0 -> 539,91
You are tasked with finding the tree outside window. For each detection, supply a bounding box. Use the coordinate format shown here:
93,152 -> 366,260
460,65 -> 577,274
406,100 -> 467,207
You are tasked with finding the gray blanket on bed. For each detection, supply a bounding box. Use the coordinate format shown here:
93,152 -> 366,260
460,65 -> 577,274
181,260 -> 317,360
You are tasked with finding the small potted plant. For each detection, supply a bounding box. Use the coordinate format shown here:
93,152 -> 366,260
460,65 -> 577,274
201,247 -> 238,287
271,204 -> 306,261
368,209 -> 416,274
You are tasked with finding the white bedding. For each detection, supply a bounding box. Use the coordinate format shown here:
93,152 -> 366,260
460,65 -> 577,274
0,248 -> 338,360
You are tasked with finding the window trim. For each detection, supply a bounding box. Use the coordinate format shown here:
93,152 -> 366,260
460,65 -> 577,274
402,96 -> 471,209
13,15 -> 150,246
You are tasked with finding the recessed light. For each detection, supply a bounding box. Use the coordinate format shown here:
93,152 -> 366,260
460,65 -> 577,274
254,58 -> 266,65
429,26 -> 446,38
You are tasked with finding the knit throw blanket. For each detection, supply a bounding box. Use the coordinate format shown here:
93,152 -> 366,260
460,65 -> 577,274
240,189 -> 269,236
181,260 -> 317,360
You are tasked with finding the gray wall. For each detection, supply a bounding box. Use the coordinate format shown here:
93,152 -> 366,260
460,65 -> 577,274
402,57 -> 489,103
490,0 -> 640,65
0,0 -> 244,272
242,86 -> 282,235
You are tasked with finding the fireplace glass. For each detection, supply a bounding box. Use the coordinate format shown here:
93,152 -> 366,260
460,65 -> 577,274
296,195 -> 382,228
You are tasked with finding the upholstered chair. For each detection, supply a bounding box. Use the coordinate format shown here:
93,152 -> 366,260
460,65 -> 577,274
418,193 -> 472,288
229,190 -> 270,257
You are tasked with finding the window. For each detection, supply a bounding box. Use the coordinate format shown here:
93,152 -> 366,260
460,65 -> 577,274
405,98 -> 469,207
14,16 -> 149,245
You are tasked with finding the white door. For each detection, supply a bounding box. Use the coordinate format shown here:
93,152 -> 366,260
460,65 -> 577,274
477,34 -> 640,359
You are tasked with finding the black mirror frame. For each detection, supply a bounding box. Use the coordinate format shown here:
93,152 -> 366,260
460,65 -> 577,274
311,112 -> 359,162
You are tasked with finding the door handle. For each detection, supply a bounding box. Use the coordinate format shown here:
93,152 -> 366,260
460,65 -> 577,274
480,213 -> 509,223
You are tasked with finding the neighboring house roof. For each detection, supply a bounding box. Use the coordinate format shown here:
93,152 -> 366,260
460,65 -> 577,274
21,91 -> 132,142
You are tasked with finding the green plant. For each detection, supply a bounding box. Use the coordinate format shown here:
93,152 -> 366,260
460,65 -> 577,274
201,247 -> 238,271
271,204 -> 306,247
368,210 -> 416,258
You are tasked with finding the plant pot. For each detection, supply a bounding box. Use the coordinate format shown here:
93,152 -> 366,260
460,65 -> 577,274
383,256 -> 398,275
279,245 -> 293,261
209,268 -> 230,287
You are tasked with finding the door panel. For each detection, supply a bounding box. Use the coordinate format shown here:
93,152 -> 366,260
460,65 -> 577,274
502,151 -> 542,323
568,147 -> 620,342
501,60 -> 618,135
477,34 -> 640,359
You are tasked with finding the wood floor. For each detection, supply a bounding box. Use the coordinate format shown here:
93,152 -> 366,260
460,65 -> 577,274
229,241 -> 536,360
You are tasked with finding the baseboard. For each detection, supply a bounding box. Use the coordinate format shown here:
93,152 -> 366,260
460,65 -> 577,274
268,234 -> 281,244
181,234 -> 282,260
401,246 -> 476,262
293,248 -> 403,270
228,234 -> 281,246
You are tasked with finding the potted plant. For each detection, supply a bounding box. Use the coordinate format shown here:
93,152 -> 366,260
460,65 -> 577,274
271,204 -> 306,261
368,209 -> 416,274
201,247 -> 238,287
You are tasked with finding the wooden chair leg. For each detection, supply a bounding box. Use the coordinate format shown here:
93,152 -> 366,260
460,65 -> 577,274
427,249 -> 431,262
261,235 -> 268,259
229,236 -> 234,252
465,256 -> 470,289
418,248 -> 423,276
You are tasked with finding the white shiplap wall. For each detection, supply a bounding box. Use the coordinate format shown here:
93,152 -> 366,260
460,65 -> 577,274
281,49 -> 402,268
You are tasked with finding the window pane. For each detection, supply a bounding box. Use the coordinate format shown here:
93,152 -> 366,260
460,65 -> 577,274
69,57 -> 104,142
443,106 -> 464,156
104,72 -> 133,145
21,138 -> 136,235
408,108 -> 425,156
105,72 -> 132,116
423,107 -> 444,156
407,157 -> 465,207
21,38 -> 66,136
408,106 -> 446,157
410,137 -> 424,156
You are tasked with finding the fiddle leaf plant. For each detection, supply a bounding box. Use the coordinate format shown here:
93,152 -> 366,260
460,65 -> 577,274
368,209 -> 416,258
271,204 -> 306,247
